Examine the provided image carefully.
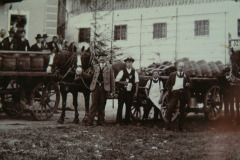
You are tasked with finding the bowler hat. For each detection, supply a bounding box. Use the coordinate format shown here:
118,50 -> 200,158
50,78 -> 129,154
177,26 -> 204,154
42,34 -> 48,38
124,56 -> 135,63
35,34 -> 42,39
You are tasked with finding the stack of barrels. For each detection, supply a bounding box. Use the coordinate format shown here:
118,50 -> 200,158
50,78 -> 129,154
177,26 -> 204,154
140,58 -> 227,77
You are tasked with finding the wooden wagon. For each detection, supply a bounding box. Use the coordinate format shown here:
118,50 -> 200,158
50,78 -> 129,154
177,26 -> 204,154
0,51 -> 60,120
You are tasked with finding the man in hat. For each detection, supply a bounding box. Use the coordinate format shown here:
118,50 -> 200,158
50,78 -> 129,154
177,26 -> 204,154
15,29 -> 30,51
84,52 -> 115,126
42,34 -> 49,50
115,56 -> 139,125
30,34 -> 43,51
48,36 -> 59,52
1,28 -> 16,50
165,62 -> 191,131
0,29 -> 6,50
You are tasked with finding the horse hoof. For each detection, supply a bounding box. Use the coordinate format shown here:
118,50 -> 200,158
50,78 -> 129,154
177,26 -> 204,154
57,119 -> 64,124
73,119 -> 80,124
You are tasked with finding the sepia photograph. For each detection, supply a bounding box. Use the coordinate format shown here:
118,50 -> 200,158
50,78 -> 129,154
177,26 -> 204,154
0,0 -> 240,159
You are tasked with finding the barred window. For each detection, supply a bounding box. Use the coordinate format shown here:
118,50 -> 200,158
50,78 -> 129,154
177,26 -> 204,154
153,23 -> 167,39
238,19 -> 240,36
78,28 -> 90,43
195,20 -> 209,36
114,25 -> 127,40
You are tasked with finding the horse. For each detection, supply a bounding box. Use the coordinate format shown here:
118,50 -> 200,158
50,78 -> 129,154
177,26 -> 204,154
46,42 -> 95,124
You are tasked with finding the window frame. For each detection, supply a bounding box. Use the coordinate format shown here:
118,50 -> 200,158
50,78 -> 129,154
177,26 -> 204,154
194,20 -> 209,36
153,23 -> 167,39
78,28 -> 91,43
114,25 -> 127,41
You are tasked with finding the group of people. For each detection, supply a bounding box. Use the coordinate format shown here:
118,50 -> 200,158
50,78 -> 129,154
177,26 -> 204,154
83,52 -> 192,131
0,28 -> 68,52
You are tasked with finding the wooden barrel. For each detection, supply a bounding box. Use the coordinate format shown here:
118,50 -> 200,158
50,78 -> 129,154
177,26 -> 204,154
208,61 -> 220,77
17,55 -> 30,71
197,60 -> 213,77
2,56 -> 16,71
191,61 -> 202,77
184,61 -> 195,76
30,55 -> 44,71
215,61 -> 225,73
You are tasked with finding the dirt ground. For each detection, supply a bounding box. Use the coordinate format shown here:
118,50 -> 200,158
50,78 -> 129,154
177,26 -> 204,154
0,99 -> 240,160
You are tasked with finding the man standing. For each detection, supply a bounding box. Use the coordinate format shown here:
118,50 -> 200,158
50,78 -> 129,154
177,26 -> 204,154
42,34 -> 49,50
1,29 -> 15,50
142,70 -> 164,124
48,36 -> 59,52
165,62 -> 191,131
0,29 -> 6,50
115,57 -> 139,125
30,34 -> 43,51
84,52 -> 115,126
15,29 -> 30,51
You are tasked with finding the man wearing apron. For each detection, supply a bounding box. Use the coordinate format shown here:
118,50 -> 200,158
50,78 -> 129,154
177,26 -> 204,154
115,56 -> 139,125
142,70 -> 164,124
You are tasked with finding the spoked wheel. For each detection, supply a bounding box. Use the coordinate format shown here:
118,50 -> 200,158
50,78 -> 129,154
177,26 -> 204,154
30,80 -> 60,121
204,85 -> 223,120
160,91 -> 179,123
130,98 -> 144,121
2,80 -> 23,117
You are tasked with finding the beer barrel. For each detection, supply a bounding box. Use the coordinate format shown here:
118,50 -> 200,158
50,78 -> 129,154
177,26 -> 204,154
215,61 -> 225,73
2,56 -> 16,71
197,60 -> 213,77
208,61 -> 220,77
30,55 -> 44,71
191,61 -> 202,77
17,55 -> 30,71
184,61 -> 195,76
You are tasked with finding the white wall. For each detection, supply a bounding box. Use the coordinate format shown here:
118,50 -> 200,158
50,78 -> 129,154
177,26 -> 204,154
65,1 -> 240,68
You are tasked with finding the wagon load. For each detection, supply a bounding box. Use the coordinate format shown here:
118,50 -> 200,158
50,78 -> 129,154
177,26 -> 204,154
197,60 -> 213,77
208,61 -> 221,76
191,61 -> 202,77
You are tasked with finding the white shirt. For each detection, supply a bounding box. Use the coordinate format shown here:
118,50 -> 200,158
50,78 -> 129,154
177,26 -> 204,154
145,78 -> 163,90
172,72 -> 184,91
9,37 -> 12,42
115,68 -> 139,83
37,43 -> 41,48
100,63 -> 106,70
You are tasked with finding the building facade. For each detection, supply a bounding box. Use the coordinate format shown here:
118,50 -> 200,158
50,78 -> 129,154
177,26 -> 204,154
0,0 -> 59,45
64,0 -> 240,68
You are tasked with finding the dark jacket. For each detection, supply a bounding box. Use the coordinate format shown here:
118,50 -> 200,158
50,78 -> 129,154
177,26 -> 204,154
48,41 -> 59,51
41,41 -> 49,50
15,37 -> 30,51
1,37 -> 16,50
166,71 -> 192,104
30,43 -> 43,51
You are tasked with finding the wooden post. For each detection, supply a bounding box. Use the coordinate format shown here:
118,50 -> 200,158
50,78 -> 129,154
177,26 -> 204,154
140,14 -> 142,69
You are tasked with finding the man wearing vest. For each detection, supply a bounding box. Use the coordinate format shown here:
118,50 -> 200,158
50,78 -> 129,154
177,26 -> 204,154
84,52 -> 115,126
166,62 -> 191,131
115,56 -> 139,125
142,70 -> 164,124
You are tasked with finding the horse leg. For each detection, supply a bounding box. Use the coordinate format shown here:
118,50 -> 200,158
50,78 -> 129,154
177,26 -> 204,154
82,91 -> 90,122
72,91 -> 79,124
58,88 -> 67,124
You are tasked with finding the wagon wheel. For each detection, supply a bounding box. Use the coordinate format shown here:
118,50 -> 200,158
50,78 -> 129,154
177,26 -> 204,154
29,80 -> 60,121
130,98 -> 144,121
2,80 -> 23,117
160,91 -> 179,123
204,85 -> 223,121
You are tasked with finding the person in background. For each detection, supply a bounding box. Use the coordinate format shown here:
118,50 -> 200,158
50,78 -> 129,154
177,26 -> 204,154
1,28 -> 16,50
30,34 -> 43,51
165,62 -> 191,131
141,70 -> 164,125
42,34 -> 49,50
48,36 -> 59,52
0,29 -> 6,50
84,52 -> 115,126
62,40 -> 69,50
15,29 -> 30,51
115,56 -> 139,125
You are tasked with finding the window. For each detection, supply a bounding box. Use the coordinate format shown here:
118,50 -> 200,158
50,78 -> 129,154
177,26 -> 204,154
195,20 -> 209,36
153,23 -> 167,39
238,19 -> 240,36
114,25 -> 127,40
78,28 -> 91,43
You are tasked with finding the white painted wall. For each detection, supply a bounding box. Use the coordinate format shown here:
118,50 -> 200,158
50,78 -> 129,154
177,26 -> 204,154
65,1 -> 240,68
